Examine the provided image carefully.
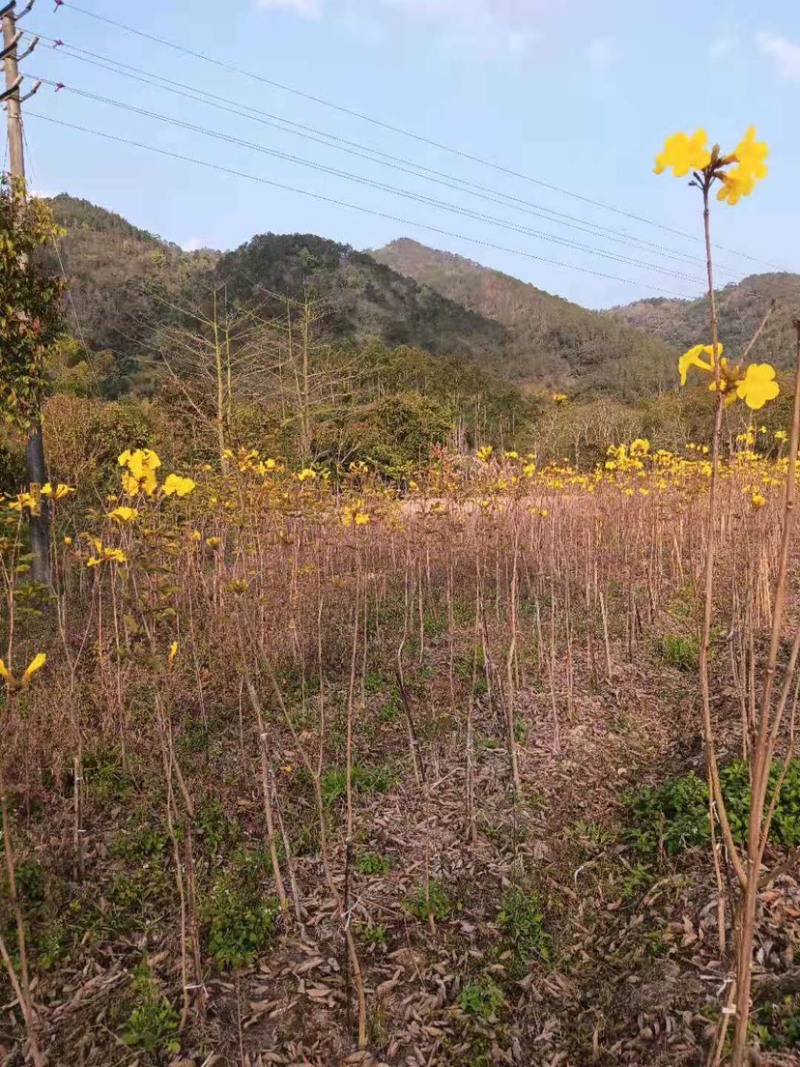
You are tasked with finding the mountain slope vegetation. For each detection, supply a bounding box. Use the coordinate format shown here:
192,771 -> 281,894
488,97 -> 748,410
373,238 -> 679,398
610,272 -> 800,368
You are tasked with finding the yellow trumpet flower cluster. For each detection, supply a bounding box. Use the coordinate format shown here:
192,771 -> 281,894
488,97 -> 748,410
0,653 -> 46,688
678,342 -> 779,411
654,126 -> 768,206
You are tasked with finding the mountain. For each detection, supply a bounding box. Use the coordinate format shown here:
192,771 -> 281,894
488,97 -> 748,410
372,238 -> 679,399
610,273 -> 800,368
211,232 -> 508,367
45,195 -> 217,393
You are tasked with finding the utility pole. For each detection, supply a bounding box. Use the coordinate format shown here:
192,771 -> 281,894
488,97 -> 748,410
2,0 -> 49,584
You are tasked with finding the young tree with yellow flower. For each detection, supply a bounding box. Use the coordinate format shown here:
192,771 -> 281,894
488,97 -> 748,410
656,123 -> 797,1065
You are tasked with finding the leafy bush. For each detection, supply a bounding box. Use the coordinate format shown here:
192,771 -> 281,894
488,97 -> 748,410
625,759 -> 800,855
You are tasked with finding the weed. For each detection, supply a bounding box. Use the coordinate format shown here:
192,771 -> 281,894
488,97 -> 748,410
359,922 -> 388,949
497,886 -> 550,962
321,762 -> 396,805
625,759 -> 800,855
204,880 -> 279,970
122,963 -> 181,1061
407,879 -> 454,922
458,979 -> 505,1020
754,994 -> 800,1050
659,633 -> 699,672
355,851 -> 391,876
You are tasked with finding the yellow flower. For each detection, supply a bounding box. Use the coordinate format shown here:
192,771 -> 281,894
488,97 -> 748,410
678,343 -> 721,386
297,468 -> 317,482
86,544 -> 128,567
342,500 -> 371,527
476,445 -> 493,462
118,448 -> 161,497
735,126 -> 768,183
41,483 -> 75,500
168,641 -> 179,664
206,536 -> 222,549
108,506 -> 138,523
0,659 -> 11,684
751,491 -> 767,509
63,536 -> 73,546
190,530 -> 202,542
552,393 -> 568,405
775,430 -> 788,443
7,491 -> 37,514
162,474 -> 196,498
505,451 -> 519,460
736,364 -> 780,410
717,168 -> 756,205
654,130 -> 711,177
21,653 -> 46,685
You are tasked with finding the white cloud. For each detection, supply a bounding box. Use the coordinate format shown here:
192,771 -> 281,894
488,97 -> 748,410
756,31 -> 800,80
709,34 -> 739,61
182,237 -> 209,252
254,0 -> 323,16
255,0 -> 562,50
587,35 -> 617,70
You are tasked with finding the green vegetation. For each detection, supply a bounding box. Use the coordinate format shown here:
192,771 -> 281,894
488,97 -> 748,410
458,979 -> 505,1020
204,881 -> 280,970
497,886 -> 551,962
122,964 -> 181,1060
625,759 -> 800,855
659,633 -> 700,671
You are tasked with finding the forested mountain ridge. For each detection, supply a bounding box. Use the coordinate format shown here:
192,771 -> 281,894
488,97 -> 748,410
372,238 -> 680,399
610,272 -> 800,369
44,196 -> 680,404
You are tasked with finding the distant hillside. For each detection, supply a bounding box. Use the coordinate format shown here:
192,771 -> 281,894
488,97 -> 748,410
44,196 -> 216,392
213,233 -> 508,367
611,273 -> 800,367
373,238 -> 679,399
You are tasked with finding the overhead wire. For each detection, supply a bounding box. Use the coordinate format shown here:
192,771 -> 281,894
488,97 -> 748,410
30,77 -> 707,286
26,111 -> 694,298
23,31 -> 743,278
56,0 -> 783,271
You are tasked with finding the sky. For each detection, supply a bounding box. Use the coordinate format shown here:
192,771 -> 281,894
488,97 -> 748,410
13,0 -> 799,309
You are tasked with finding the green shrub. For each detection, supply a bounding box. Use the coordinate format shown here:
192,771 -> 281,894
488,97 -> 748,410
625,759 -> 800,855
321,763 -> 395,805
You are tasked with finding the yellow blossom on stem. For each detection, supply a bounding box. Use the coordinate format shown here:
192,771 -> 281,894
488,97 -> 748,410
654,130 -> 711,177
118,448 -> 161,497
751,492 -> 767,509
678,343 -> 721,386
21,653 -> 46,685
0,660 -> 11,684
108,506 -> 138,523
162,474 -> 196,498
736,364 -> 780,410
168,641 -> 179,664
41,482 -> 75,500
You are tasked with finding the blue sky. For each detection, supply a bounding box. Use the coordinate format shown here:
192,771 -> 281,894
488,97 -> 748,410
15,0 -> 800,309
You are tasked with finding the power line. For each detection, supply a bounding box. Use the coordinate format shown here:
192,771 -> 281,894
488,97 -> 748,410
56,1 -> 782,272
32,78 -> 706,286
26,111 -> 692,298
25,31 -> 743,279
